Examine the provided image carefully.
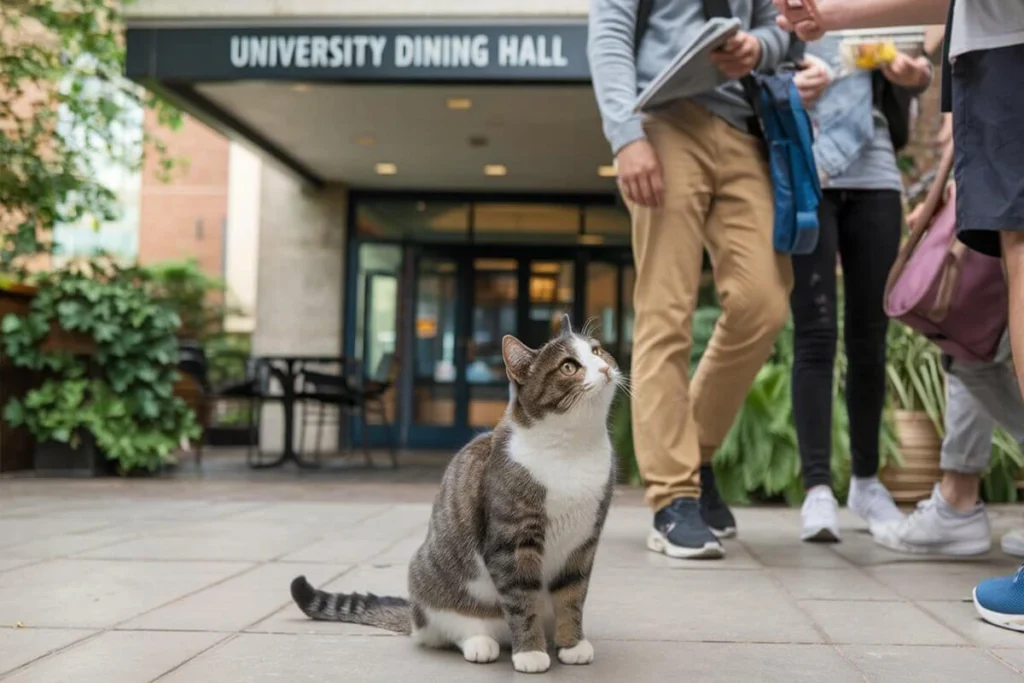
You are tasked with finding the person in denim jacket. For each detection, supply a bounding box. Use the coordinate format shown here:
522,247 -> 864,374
789,37 -> 932,542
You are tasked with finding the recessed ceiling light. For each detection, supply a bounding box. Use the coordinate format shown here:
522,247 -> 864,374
353,134 -> 376,147
597,165 -> 617,177
483,164 -> 507,177
579,234 -> 606,245
375,162 -> 398,176
292,83 -> 311,93
447,97 -> 472,110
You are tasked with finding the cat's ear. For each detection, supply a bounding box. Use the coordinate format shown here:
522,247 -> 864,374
560,314 -> 573,337
502,335 -> 536,383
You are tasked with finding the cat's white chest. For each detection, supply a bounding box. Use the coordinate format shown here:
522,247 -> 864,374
508,428 -> 612,583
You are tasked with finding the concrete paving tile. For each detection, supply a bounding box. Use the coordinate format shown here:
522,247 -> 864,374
0,519 -> 108,550
2,630 -> 225,683
248,564 -> 408,636
918,600 -> 1024,649
229,502 -> 389,527
585,567 -> 823,643
840,645 -> 1021,682
75,520 -> 321,562
0,558 -> 37,574
0,628 -> 97,677
280,536 -> 408,565
991,649 -> 1024,673
740,539 -> 855,569
770,568 -> 900,601
122,562 -> 351,632
866,563 -> 1014,601
596,523 -> 762,570
160,635 -> 863,683
3,532 -> 139,559
0,559 -> 251,628
801,600 -> 965,645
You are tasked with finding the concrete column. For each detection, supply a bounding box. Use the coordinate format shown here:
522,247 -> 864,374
252,164 -> 347,453
224,142 -> 261,334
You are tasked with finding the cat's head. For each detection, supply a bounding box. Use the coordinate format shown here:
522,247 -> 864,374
501,314 -> 622,425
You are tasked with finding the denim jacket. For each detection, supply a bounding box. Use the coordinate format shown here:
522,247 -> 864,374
807,38 -> 875,181
812,72 -> 875,180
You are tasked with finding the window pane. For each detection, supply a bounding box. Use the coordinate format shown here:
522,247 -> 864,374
586,262 -> 619,353
584,205 -> 631,245
621,265 -> 635,369
354,244 -> 402,369
525,261 -> 573,349
413,257 -> 458,426
469,258 -> 518,428
356,200 -> 469,242
474,203 -> 579,244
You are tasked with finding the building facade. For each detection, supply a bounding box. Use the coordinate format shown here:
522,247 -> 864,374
125,0 -> 637,450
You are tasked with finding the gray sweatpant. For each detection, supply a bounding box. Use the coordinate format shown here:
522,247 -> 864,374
941,333 -> 1024,474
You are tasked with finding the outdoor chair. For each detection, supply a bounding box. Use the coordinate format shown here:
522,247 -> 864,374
297,353 -> 399,468
176,346 -> 270,467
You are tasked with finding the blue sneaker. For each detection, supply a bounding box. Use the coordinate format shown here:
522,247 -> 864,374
973,565 -> 1024,633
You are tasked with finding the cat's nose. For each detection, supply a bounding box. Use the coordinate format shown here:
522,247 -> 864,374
599,365 -> 612,380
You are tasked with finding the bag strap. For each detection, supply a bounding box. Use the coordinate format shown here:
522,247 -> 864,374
883,141 -> 956,300
634,0 -> 655,57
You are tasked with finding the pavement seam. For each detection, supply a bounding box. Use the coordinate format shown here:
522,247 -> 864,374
147,632 -> 239,683
0,629 -> 102,681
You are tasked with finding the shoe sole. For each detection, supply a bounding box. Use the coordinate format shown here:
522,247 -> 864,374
710,526 -> 737,540
647,530 -> 724,559
973,588 -> 1024,633
873,534 -> 991,557
801,527 -> 840,543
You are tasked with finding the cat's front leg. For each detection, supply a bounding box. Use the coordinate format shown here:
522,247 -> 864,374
550,538 -> 597,665
486,530 -> 549,673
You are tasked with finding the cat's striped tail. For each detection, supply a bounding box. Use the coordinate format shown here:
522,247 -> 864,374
290,576 -> 412,634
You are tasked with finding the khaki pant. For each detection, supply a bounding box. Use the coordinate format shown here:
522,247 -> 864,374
629,103 -> 793,511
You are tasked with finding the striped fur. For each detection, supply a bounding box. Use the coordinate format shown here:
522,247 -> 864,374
290,315 -> 622,673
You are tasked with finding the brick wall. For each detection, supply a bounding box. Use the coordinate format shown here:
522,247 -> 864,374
139,111 -> 230,278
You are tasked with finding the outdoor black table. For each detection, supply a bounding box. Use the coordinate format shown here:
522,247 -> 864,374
248,355 -> 350,469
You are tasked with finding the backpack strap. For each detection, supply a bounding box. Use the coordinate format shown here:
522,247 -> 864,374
634,0 -> 655,57
700,0 -> 764,130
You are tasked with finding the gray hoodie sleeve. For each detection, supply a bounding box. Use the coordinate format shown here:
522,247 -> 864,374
750,0 -> 791,71
588,0 -> 646,156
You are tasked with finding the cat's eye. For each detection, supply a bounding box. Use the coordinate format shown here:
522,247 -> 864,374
591,346 -> 601,355
560,361 -> 579,375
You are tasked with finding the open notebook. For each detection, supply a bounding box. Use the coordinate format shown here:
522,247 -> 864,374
634,17 -> 742,114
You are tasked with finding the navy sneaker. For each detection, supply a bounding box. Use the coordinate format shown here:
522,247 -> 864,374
700,464 -> 737,539
973,565 -> 1024,633
649,497 -> 724,559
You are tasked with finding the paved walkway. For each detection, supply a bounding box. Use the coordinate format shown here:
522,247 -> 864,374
1,474 -> 1023,682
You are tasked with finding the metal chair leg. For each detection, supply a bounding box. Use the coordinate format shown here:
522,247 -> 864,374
315,404 -> 325,461
376,399 -> 398,469
360,405 -> 373,468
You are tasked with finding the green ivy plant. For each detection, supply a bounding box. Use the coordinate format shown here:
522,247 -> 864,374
2,259 -> 199,473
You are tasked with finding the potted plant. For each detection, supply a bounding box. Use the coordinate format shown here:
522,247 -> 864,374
1,259 -> 199,475
880,321 -> 946,503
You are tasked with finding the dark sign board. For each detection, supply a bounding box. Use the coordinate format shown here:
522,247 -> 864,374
127,24 -> 591,83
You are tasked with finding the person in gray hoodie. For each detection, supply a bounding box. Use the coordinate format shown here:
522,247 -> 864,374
588,0 -> 804,559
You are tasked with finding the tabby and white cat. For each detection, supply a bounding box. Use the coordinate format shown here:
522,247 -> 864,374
290,315 -> 622,674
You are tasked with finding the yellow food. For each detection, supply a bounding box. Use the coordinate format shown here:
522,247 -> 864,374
852,42 -> 898,69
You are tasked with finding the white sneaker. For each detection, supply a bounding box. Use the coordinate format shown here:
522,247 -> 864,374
848,476 -> 904,533
801,486 -> 840,542
1001,529 -> 1024,558
872,485 -> 991,556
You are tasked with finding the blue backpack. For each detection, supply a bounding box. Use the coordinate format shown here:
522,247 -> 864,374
749,72 -> 823,255
634,0 -> 823,255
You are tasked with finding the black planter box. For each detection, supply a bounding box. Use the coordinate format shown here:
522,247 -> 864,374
34,434 -> 113,477
204,425 -> 258,447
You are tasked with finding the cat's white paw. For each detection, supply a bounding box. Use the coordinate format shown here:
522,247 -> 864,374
512,650 -> 551,673
558,639 -> 594,665
461,635 -> 500,664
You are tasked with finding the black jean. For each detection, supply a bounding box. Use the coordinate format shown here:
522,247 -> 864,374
791,189 -> 902,489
